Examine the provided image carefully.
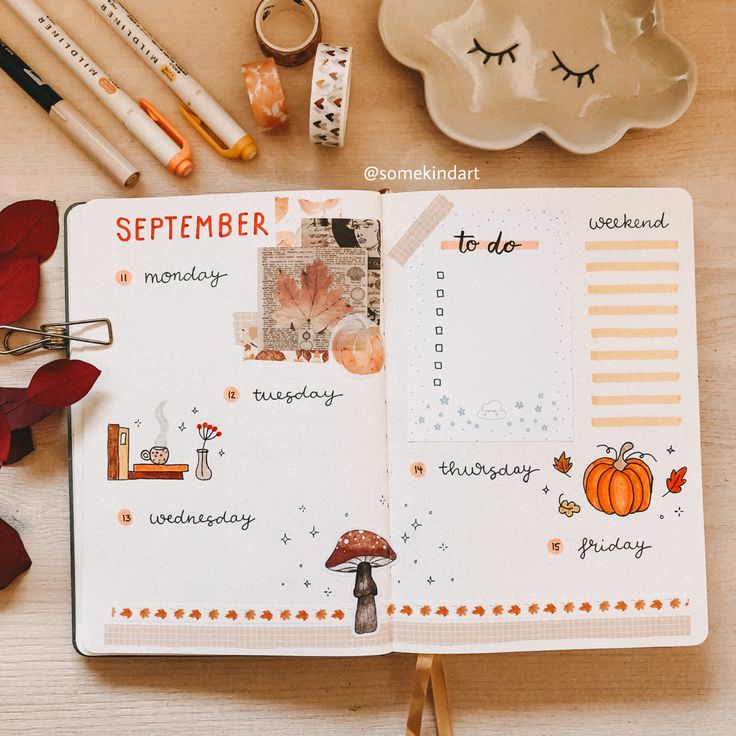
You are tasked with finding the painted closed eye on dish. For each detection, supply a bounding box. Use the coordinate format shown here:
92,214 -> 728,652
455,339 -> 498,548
379,0 -> 697,153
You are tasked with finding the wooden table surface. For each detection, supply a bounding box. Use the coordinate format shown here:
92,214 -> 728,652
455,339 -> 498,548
1,1 -> 734,733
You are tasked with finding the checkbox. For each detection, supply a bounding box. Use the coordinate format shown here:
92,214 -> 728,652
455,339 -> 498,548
436,289 -> 445,298
435,362 -> 443,370
433,379 -> 442,387
436,308 -> 444,317
435,326 -> 443,335
435,344 -> 443,353
436,271 -> 445,280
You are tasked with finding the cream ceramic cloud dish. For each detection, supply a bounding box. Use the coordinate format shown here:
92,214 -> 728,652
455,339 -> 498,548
379,0 -> 697,154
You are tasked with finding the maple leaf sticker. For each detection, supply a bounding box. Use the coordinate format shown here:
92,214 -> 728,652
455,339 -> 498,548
456,606 -> 468,617
296,610 -> 309,621
508,604 -> 521,616
386,604 -> 396,616
174,609 -> 185,619
420,605 -> 432,617
492,605 -> 504,617
553,451 -> 573,476
436,606 -> 449,617
271,259 -> 351,335
544,603 -> 556,614
664,467 -> 688,496
563,602 -> 575,614
245,610 -> 256,621
528,604 -> 539,615
472,606 -> 485,617
331,609 -> 345,620
316,609 -> 327,621
225,610 -> 238,621
400,605 -> 413,616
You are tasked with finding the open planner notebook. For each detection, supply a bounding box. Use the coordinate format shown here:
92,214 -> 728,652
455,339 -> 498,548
66,187 -> 707,656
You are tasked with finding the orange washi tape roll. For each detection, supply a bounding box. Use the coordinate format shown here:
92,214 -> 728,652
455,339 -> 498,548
242,58 -> 289,129
254,0 -> 322,67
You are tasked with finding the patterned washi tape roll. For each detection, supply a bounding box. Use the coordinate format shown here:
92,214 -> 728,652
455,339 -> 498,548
254,0 -> 322,67
242,57 -> 289,129
309,43 -> 353,148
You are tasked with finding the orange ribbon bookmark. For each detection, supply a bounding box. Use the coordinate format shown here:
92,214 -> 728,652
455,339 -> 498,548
406,655 -> 453,736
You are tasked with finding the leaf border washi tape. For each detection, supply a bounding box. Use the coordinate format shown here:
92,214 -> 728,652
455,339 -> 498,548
309,43 -> 353,148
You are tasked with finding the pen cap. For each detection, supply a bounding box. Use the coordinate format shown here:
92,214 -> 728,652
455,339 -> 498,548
50,100 -> 140,188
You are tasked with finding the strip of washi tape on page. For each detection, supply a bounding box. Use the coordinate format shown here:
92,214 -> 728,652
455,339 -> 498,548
309,43 -> 353,148
389,195 -> 455,266
585,239 -> 683,428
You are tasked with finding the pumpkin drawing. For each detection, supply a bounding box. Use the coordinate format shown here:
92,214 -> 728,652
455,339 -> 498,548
583,442 -> 653,517
331,315 -> 385,376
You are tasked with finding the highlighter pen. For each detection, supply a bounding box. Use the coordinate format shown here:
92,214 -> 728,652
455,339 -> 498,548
4,0 -> 193,177
85,0 -> 257,161
0,38 -> 139,187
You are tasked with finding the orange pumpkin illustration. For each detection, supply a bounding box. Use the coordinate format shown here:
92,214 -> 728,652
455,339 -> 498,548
331,316 -> 385,376
583,442 -> 653,517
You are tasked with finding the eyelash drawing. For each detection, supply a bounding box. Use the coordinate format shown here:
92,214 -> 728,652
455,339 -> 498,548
468,38 -> 519,66
551,51 -> 600,87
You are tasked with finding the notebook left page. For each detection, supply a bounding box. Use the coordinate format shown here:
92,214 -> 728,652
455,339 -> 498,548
66,190 -> 392,656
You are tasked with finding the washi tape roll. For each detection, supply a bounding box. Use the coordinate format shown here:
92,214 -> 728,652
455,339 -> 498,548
309,43 -> 353,148
254,0 -> 322,67
242,57 -> 289,129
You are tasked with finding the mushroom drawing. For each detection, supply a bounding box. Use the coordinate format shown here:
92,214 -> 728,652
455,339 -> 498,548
325,530 -> 397,635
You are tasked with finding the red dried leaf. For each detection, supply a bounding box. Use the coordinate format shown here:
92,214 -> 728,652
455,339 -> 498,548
0,388 -> 54,430
26,359 -> 101,408
0,412 -> 10,465
5,427 -> 34,466
0,517 -> 32,590
665,467 -> 687,496
0,200 -> 59,262
0,255 -> 40,325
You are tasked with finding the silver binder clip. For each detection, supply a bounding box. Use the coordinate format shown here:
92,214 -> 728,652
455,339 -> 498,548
0,319 -> 113,356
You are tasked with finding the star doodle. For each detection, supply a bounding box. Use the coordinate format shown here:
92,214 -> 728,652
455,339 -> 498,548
439,543 -> 448,551
304,580 -> 311,588
134,419 -> 142,427
418,416 -> 426,424
401,532 -> 410,543
411,518 -> 422,531
191,407 -> 199,414
178,422 -> 186,432
427,576 -> 435,585
218,449 -> 225,457
434,423 -> 442,430
535,405 -> 542,413
309,526 -> 320,538
281,534 -> 291,545
440,395 -> 450,405
299,505 -> 306,512
542,486 -> 550,494
666,445 -> 676,455
515,401 -> 524,409
458,408 -> 466,416
324,588 -> 332,597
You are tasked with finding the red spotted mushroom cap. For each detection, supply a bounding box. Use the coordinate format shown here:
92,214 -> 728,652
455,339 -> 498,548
325,530 -> 397,573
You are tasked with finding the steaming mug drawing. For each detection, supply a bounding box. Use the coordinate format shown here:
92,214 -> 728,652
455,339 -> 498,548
140,446 -> 169,465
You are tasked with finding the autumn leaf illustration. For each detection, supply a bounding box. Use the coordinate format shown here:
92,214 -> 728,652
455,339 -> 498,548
544,603 -> 556,614
261,610 -> 273,621
670,598 -> 681,609
331,609 -> 345,620
225,610 -> 238,621
508,604 -> 521,616
436,606 -> 449,617
316,609 -> 327,621
553,451 -> 573,476
558,494 -> 581,518
280,610 -> 291,621
154,608 -> 167,620
528,604 -> 539,615
579,602 -> 592,613
271,259 -> 351,335
615,601 -> 628,612
190,609 -> 202,620
296,610 -> 309,621
400,605 -> 413,616
420,605 -> 432,617
492,605 -> 504,617
209,609 -> 219,620
245,609 -> 256,621
635,600 -> 646,611
472,606 -> 485,617
599,601 -> 610,612
386,604 -> 396,616
120,608 -> 132,619
563,602 -> 575,614
664,467 -> 687,496
174,608 -> 185,619
456,605 -> 468,617
651,599 -> 663,610
140,608 -> 150,619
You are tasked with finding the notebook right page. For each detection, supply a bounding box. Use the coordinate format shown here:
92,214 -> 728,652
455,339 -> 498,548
383,188 -> 707,654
